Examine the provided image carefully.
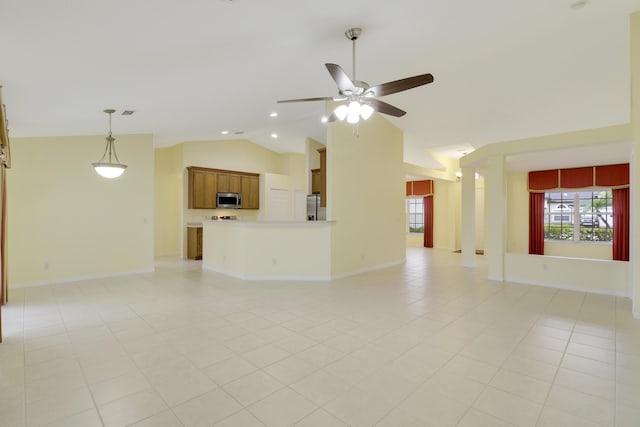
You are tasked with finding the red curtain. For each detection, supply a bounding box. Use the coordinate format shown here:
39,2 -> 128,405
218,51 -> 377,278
596,164 -> 629,187
529,192 -> 545,255
423,196 -> 433,248
613,187 -> 629,261
560,167 -> 593,189
408,180 -> 433,196
528,170 -> 559,191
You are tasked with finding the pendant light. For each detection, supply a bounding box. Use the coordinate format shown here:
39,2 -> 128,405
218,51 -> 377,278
92,109 -> 127,178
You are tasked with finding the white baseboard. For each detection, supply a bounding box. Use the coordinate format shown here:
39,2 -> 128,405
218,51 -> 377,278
330,259 -> 405,280
504,276 -> 629,298
202,258 -> 405,282
154,252 -> 180,258
201,264 -> 331,281
488,275 -> 504,282
10,269 -> 155,289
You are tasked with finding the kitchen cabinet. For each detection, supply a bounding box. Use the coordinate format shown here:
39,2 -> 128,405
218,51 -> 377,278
187,166 -> 260,209
188,167 -> 218,209
187,226 -> 203,260
318,147 -> 326,207
217,173 -> 241,193
311,168 -> 321,194
241,175 -> 260,209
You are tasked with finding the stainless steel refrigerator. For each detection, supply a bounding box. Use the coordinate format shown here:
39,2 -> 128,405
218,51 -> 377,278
306,194 -> 326,221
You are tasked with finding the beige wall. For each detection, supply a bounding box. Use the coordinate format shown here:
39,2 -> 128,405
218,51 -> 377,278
475,178 -> 486,251
8,134 -> 155,286
182,139 -> 283,174
327,114 -> 405,277
202,221 -> 332,280
155,145 -> 182,255
433,180 -> 461,251
631,11 -> 640,317
506,173 -> 529,253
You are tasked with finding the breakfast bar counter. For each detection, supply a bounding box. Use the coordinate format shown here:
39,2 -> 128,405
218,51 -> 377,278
201,220 -> 334,280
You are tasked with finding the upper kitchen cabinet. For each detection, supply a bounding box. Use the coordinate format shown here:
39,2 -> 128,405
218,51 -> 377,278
218,173 -> 241,194
188,166 -> 260,209
241,175 -> 260,209
188,167 -> 217,209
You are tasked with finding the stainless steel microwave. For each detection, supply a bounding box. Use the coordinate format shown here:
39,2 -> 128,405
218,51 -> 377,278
217,192 -> 242,209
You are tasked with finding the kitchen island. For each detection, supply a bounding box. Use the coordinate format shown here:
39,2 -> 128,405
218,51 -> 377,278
202,220 -> 334,280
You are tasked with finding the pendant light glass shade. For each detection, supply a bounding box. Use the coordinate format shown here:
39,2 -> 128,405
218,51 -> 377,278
92,109 -> 127,179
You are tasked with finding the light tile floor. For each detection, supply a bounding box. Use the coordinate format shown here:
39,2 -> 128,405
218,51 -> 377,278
1,249 -> 640,426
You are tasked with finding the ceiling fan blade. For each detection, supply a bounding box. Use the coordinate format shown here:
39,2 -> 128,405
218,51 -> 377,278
325,63 -> 355,93
368,73 -> 434,97
277,96 -> 334,103
367,98 -> 406,117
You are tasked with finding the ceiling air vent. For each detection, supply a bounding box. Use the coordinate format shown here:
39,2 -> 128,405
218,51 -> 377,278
121,110 -> 135,116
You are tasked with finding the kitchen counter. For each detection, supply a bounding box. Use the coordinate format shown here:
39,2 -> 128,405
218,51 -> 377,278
202,220 -> 334,280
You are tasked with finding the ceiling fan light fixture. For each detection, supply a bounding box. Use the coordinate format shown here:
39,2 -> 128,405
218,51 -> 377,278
347,101 -> 361,124
360,103 -> 374,120
334,104 -> 349,121
92,109 -> 128,179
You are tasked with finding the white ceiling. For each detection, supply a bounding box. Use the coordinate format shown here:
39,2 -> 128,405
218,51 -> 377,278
1,0 -> 639,170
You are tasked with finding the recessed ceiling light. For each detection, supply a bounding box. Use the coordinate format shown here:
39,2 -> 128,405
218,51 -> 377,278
270,112 -> 278,118
221,130 -> 229,135
321,116 -> 328,123
271,133 -> 278,139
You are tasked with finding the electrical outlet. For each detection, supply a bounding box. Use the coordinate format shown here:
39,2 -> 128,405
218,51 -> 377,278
44,262 -> 49,270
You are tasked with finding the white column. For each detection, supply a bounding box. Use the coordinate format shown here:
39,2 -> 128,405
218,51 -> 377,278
486,155 -> 506,281
631,12 -> 640,318
460,167 -> 476,267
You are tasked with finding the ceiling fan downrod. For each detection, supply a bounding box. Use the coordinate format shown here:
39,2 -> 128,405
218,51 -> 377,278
345,28 -> 361,82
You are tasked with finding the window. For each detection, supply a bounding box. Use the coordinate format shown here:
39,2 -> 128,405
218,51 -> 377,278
407,198 -> 424,233
544,190 -> 613,242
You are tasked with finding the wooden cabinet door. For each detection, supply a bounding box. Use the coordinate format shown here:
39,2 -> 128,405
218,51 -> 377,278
202,173 -> 217,208
187,227 -> 202,260
229,175 -> 241,193
217,173 -> 230,193
188,168 -> 217,209
190,170 -> 205,209
241,175 -> 260,209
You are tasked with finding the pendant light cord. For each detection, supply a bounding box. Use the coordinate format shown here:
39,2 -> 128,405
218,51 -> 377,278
97,110 -> 122,165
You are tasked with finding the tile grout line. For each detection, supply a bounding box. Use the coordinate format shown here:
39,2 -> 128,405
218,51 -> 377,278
533,290 -> 586,426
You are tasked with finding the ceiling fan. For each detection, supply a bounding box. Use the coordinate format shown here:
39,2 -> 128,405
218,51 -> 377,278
277,28 -> 434,124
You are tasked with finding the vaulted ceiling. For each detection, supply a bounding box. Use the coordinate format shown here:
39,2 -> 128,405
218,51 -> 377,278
1,0 -> 639,170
